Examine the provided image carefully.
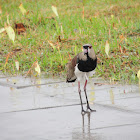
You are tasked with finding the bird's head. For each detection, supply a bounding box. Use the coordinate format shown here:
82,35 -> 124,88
83,44 -> 92,55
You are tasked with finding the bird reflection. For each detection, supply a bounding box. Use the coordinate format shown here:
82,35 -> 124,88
72,112 -> 102,140
82,112 -> 91,139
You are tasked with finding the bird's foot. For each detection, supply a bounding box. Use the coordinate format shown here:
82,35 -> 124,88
87,106 -> 96,112
81,109 -> 90,115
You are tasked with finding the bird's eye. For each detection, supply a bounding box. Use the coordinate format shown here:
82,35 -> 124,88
89,46 -> 92,49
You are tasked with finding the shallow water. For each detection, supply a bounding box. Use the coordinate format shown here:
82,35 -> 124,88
0,76 -> 140,140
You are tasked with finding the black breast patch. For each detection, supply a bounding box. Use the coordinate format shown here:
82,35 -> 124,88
78,57 -> 97,72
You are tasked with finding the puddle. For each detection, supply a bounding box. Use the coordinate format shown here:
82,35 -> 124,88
0,76 -> 139,113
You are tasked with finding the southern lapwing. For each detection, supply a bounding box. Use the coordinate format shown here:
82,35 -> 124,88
66,44 -> 97,114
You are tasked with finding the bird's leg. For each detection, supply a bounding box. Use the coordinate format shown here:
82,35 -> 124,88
84,80 -> 96,112
78,81 -> 87,115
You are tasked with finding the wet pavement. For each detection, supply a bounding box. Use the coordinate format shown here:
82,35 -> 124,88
0,76 -> 140,140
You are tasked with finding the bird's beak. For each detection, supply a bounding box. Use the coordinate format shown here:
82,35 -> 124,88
83,49 -> 88,54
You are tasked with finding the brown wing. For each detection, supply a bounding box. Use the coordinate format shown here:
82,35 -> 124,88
66,55 -> 78,82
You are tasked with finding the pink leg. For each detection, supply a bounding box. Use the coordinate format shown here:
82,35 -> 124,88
84,80 -> 96,112
78,81 -> 81,93
78,81 -> 85,114
84,80 -> 87,91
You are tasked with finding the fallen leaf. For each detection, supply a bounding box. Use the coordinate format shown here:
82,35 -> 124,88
12,79 -> 17,84
15,60 -> 19,71
137,70 -> 140,85
119,45 -> 123,53
60,24 -> 64,38
51,5 -> 59,18
35,61 -> 41,75
13,48 -> 22,52
5,24 -> 15,42
94,83 -> 112,86
124,38 -> 127,43
111,14 -> 114,19
113,64 -> 116,73
5,52 -> 13,66
26,11 -> 29,15
68,52 -> 71,60
5,53 -> 10,66
15,23 -> 26,34
19,3 -> 27,15
119,34 -> 127,44
123,47 -> 126,53
89,91 -> 95,104
105,40 -> 110,57
137,70 -> 140,78
119,34 -> 124,40
94,15 -> 97,18
0,6 -> 2,14
94,42 -> 97,46
7,15 -> 10,25
0,28 -> 5,33
109,89 -> 114,104
48,41 -> 56,51
113,23 -> 115,28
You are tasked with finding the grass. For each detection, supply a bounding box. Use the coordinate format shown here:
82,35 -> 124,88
0,0 -> 140,83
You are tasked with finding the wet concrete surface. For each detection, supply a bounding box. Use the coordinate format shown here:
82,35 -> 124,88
0,76 -> 140,140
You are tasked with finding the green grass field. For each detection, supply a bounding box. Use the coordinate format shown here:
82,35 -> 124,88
0,0 -> 140,83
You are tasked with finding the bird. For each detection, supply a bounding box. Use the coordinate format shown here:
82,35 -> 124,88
66,44 -> 97,114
